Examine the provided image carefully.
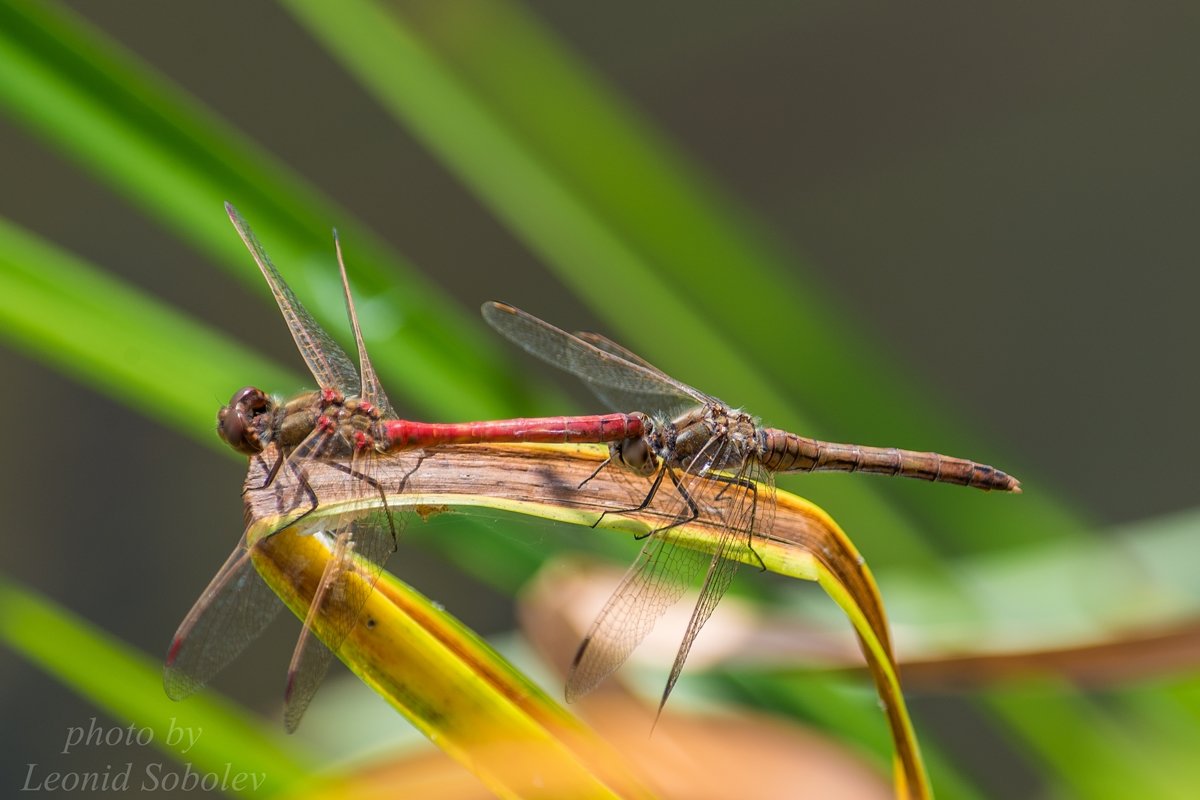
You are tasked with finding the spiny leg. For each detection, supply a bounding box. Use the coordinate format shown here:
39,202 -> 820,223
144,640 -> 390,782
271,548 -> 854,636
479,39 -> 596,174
701,470 -> 766,571
263,427 -> 336,531
636,465 -> 701,539
325,458 -> 402,553
246,449 -> 285,493
590,462 -> 668,531
267,459 -> 320,537
593,464 -> 703,539
577,455 -> 612,490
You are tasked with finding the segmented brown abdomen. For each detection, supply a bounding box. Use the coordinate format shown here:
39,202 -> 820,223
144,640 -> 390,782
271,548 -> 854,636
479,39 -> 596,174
757,429 -> 1021,493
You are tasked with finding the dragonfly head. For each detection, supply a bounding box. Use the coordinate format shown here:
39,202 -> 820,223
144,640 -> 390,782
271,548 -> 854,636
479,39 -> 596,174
217,386 -> 271,456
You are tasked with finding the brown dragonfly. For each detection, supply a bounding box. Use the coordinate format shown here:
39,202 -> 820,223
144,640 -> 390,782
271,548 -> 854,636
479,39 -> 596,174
483,301 -> 1020,714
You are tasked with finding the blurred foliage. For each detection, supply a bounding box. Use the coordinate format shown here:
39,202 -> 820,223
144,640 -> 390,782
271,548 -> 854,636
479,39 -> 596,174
0,0 -> 1197,798
0,578 -> 315,799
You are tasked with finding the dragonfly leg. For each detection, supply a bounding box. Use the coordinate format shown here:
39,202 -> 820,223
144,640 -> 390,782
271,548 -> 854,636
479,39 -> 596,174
245,449 -> 285,494
595,464 -> 705,539
386,452 -> 431,550
326,460 -> 402,552
700,471 -> 767,571
639,466 -> 700,538
266,460 -> 320,537
577,455 -> 612,490
390,452 -> 428,497
589,462 -> 667,532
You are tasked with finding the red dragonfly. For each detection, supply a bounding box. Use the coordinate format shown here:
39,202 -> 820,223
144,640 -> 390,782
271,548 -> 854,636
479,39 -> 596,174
482,301 -> 1020,714
164,205 -> 645,730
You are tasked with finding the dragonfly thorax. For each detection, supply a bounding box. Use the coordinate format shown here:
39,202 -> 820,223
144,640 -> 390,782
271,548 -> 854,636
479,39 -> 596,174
661,405 -> 760,473
218,386 -> 389,460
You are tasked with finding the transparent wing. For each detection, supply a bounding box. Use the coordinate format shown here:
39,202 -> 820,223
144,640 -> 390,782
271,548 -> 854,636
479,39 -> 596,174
574,330 -> 671,373
334,231 -> 395,418
226,203 -> 361,396
281,453 -> 400,731
656,455 -> 774,715
482,301 -> 709,416
282,618 -> 336,733
566,440 -> 772,706
163,532 -> 284,700
565,507 -> 715,702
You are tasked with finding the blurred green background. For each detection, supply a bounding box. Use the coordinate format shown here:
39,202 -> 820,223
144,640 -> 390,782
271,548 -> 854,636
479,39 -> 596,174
1,1 -> 1198,797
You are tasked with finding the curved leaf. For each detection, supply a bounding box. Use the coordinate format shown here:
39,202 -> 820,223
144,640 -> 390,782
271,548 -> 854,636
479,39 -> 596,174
240,442 -> 929,798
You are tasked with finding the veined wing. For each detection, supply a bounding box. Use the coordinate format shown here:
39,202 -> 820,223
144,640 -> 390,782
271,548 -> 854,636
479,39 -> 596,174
574,330 -> 683,380
163,532 -> 284,700
656,450 -> 774,714
574,329 -> 732,418
226,203 -> 361,396
565,516 -> 716,703
566,436 -> 768,708
482,301 -> 709,416
243,417 -> 401,729
281,479 -> 399,731
334,231 -> 395,419
276,236 -> 398,724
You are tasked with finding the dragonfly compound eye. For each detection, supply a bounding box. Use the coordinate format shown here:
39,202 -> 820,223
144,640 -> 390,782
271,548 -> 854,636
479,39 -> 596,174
230,386 -> 269,413
217,386 -> 269,456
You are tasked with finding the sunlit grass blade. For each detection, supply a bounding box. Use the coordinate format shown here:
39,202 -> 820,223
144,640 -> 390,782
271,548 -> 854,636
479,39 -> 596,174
244,516 -> 654,796
0,0 -> 534,420
0,577 -> 315,798
247,441 -> 930,799
268,546 -> 654,799
0,551 -> 652,798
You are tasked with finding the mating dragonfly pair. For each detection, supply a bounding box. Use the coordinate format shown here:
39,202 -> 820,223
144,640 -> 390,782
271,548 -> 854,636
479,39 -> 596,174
164,204 -> 1019,731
